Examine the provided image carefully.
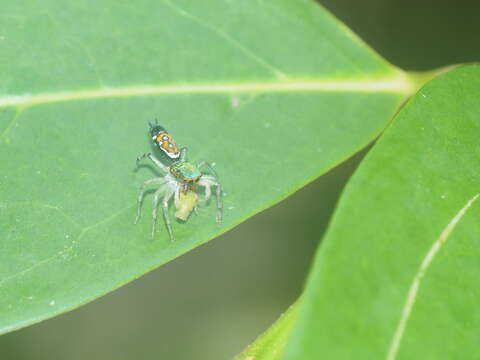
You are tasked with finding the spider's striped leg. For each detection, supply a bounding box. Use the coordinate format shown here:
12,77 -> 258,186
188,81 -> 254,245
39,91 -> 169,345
134,178 -> 165,224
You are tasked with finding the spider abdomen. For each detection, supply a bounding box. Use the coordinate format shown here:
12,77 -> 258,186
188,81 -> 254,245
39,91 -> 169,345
170,161 -> 202,183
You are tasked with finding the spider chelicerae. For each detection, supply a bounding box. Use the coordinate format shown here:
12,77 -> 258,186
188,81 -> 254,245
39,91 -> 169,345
134,122 -> 223,241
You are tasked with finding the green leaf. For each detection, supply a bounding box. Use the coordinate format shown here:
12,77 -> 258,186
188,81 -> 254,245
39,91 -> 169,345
0,0 -> 411,333
235,299 -> 301,360
282,64 -> 480,359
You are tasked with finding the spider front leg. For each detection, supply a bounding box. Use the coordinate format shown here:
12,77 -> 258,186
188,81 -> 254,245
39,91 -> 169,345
179,147 -> 188,162
134,177 -> 165,224
152,186 -> 175,241
136,152 -> 169,173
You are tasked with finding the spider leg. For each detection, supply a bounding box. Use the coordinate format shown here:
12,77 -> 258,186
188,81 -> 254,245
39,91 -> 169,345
202,182 -> 212,202
198,176 -> 223,223
151,185 -> 167,240
153,185 -> 176,241
197,161 -> 218,178
214,182 -> 223,223
134,177 -> 165,224
174,187 -> 181,209
179,147 -> 188,162
136,152 -> 169,173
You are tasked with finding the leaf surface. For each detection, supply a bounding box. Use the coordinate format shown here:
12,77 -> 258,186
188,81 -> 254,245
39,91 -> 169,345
283,65 -> 480,360
0,0 -> 409,333
235,300 -> 301,360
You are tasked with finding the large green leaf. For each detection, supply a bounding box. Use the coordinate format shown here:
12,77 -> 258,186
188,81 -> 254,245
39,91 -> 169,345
0,0 -> 411,333
283,65 -> 480,359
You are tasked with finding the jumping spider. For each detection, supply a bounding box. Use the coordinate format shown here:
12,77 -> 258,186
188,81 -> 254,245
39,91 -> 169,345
134,123 -> 223,241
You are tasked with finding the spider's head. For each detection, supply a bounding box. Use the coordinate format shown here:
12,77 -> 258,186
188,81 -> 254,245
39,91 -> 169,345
170,161 -> 202,185
148,120 -> 181,160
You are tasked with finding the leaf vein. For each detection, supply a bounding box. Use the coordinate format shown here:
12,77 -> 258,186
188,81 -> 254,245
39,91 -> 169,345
0,204 -> 133,288
386,193 -> 480,360
162,0 -> 288,79
0,76 -> 413,109
0,108 -> 23,141
0,200 -> 83,228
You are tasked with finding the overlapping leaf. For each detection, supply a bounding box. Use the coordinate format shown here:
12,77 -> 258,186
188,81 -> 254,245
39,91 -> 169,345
283,65 -> 480,360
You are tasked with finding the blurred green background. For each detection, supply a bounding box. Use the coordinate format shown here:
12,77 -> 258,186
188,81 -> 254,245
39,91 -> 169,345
2,1 -> 479,359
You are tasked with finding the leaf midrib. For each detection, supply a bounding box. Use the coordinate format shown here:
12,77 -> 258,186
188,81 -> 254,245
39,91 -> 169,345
0,74 -> 413,109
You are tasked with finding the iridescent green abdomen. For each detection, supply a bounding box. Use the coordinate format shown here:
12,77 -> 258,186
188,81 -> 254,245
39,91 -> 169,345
170,161 -> 202,183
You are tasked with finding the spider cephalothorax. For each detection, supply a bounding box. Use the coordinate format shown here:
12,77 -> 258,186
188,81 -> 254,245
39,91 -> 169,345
135,123 -> 223,241
170,161 -> 202,184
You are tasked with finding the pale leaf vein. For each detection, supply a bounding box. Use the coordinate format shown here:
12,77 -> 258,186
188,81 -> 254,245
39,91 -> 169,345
386,193 -> 480,360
